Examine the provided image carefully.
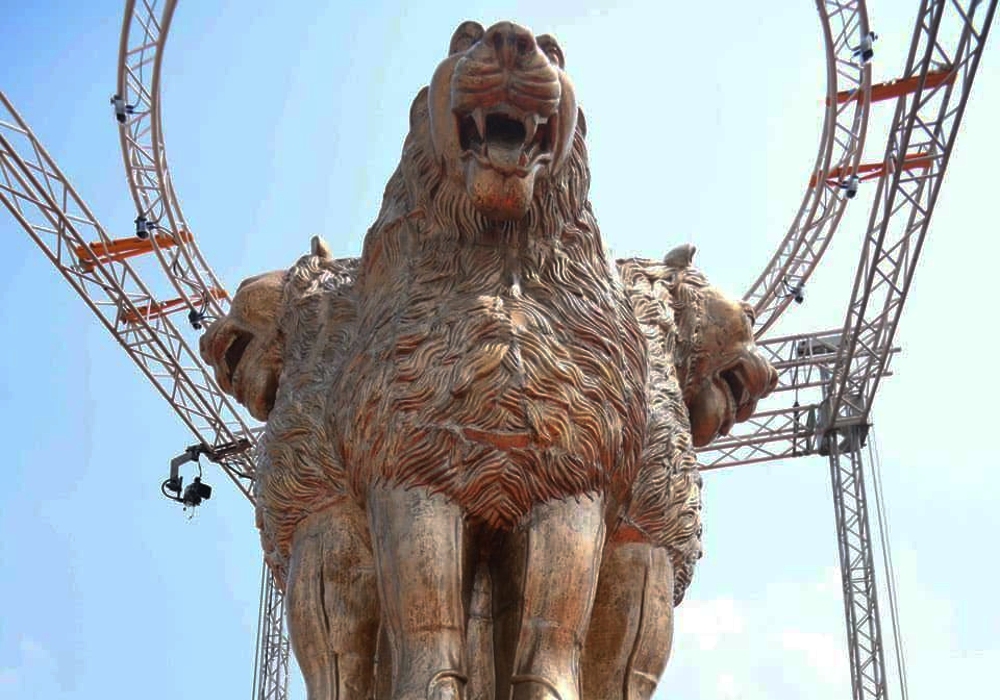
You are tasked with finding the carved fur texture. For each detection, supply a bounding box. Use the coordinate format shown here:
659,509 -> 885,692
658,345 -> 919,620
328,85 -> 648,530
257,255 -> 357,583
615,257 -> 705,605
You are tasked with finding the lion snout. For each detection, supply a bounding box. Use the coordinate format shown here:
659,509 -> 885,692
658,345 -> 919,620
483,21 -> 538,68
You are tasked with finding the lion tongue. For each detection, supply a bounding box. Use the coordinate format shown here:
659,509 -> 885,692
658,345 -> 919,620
486,140 -> 524,171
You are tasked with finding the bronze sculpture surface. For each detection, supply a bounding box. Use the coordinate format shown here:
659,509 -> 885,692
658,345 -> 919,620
200,20 -> 777,700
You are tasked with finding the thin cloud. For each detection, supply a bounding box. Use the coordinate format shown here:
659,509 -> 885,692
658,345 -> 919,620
778,629 -> 844,685
675,597 -> 745,652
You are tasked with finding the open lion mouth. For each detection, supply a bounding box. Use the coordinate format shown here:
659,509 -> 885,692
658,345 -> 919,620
720,366 -> 749,412
457,106 -> 555,175
717,363 -> 757,433
223,330 -> 253,391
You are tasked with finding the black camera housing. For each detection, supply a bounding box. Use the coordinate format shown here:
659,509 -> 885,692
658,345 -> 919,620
182,477 -> 212,507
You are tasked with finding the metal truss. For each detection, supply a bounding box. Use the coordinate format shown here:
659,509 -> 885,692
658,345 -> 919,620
252,562 -> 291,700
702,5 -> 998,700
820,4 -> 997,699
114,3 -> 291,697
743,0 -> 872,336
826,0 -> 998,431
115,0 -> 228,328
0,91 -> 257,499
698,328 -> 896,470
707,0 -> 998,471
828,429 -> 888,700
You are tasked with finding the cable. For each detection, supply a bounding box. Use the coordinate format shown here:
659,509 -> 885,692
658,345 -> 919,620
866,424 -> 909,700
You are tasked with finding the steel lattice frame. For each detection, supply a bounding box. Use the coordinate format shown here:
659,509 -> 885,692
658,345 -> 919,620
114,2 -> 290,698
701,3 -> 998,700
698,329 -> 898,470
829,439 -> 887,700
116,0 -> 228,327
252,560 -> 291,700
743,0 -> 872,336
820,3 -> 998,699
826,0 -> 998,431
0,92 -> 256,502
701,1 -> 998,472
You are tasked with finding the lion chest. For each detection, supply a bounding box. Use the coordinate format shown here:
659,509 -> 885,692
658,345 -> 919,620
337,281 -> 640,471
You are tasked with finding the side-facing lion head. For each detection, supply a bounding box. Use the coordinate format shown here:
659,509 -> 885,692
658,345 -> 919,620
199,238 -> 360,583
664,245 -> 778,446
199,269 -> 285,421
198,237 -> 358,425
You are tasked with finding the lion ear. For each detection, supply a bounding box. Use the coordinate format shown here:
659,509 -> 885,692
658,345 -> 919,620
450,21 -> 484,54
537,34 -> 565,69
409,86 -> 430,129
663,243 -> 696,268
311,235 -> 332,259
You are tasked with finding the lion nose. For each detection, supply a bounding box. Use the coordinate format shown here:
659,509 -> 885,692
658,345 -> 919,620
484,21 -> 537,68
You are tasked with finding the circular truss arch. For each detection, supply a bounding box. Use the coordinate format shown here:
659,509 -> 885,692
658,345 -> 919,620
743,0 -> 872,336
116,0 -> 228,327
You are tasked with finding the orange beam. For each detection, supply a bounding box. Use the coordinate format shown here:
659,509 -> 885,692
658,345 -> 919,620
810,153 -> 935,188
75,230 -> 193,271
832,68 -> 954,105
121,287 -> 228,325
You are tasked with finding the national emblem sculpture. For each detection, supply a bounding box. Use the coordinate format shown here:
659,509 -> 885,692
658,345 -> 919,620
200,20 -> 777,700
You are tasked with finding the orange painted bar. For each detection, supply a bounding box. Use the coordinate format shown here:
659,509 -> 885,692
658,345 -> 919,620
75,230 -> 193,271
810,154 -> 936,188
832,68 -> 953,105
121,286 -> 227,325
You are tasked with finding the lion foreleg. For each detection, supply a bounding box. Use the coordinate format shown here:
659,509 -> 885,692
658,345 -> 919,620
500,493 -> 607,700
580,540 -> 647,700
368,485 -> 470,700
624,547 -> 674,700
285,502 -> 379,700
466,561 -> 495,700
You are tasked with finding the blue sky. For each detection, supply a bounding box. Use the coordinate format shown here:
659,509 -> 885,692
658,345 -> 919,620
1,1 -> 997,698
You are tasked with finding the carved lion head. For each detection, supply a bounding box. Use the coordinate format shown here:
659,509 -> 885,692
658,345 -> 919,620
198,238 -> 359,423
427,20 -> 579,220
199,269 -> 285,421
664,245 -> 778,447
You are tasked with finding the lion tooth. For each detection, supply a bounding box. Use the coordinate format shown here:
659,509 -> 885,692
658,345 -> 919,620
523,115 -> 538,144
472,108 -> 486,140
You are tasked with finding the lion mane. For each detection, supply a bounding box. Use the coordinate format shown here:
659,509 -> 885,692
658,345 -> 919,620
254,250 -> 359,584
616,256 -> 707,605
326,80 -> 648,531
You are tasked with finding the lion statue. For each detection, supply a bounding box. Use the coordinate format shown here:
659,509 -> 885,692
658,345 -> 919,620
326,20 -> 648,700
200,240 -> 777,700
201,20 -> 776,700
585,246 -> 777,699
200,244 -> 382,699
